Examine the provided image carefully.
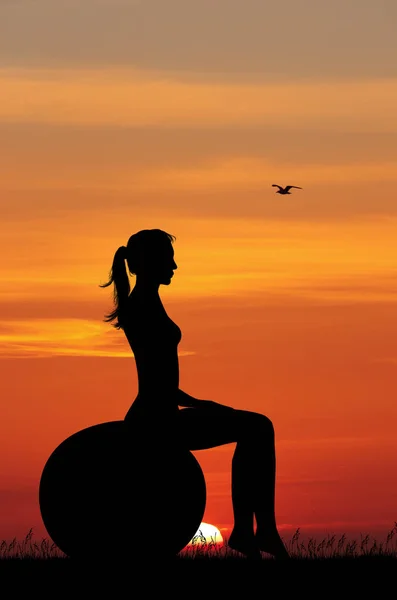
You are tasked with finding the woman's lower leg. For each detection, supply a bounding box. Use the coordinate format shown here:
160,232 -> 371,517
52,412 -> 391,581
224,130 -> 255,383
228,443 -> 260,558
233,413 -> 289,558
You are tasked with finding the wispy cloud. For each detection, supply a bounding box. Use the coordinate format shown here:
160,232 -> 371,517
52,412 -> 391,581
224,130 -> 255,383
279,436 -> 391,448
1,69 -> 396,132
0,318 -> 196,358
1,0 -> 396,80
371,357 -> 397,365
3,157 -> 395,193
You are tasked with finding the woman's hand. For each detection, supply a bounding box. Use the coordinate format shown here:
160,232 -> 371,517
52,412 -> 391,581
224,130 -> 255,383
190,399 -> 235,412
177,389 -> 234,411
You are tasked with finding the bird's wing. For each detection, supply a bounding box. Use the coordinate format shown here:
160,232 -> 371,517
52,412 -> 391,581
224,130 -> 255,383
285,185 -> 302,191
272,184 -> 282,190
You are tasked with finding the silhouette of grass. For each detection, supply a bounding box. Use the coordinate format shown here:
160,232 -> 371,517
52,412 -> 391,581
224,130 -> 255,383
181,522 -> 397,560
1,523 -> 397,561
1,525 -> 396,594
0,528 -> 64,560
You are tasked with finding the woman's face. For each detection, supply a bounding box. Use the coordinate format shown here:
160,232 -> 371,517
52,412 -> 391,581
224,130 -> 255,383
157,242 -> 178,285
137,240 -> 178,285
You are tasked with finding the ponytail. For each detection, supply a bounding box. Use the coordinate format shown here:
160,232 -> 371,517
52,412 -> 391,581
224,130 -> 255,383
99,245 -> 130,329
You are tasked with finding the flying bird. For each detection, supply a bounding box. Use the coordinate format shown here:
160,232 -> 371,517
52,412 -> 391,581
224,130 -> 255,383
272,184 -> 302,195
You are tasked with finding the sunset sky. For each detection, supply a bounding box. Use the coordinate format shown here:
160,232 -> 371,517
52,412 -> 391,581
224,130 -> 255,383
1,0 -> 397,547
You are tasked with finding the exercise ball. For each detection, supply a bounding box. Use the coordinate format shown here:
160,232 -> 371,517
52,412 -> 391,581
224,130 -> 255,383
39,420 -> 206,560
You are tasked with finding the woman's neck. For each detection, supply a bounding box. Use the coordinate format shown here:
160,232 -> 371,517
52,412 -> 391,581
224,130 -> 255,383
130,285 -> 162,307
131,280 -> 160,296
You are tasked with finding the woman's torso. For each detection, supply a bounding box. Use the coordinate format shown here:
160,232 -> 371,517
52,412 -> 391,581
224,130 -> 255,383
122,294 -> 182,420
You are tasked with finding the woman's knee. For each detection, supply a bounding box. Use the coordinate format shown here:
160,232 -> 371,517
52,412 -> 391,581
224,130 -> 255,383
256,413 -> 274,438
236,410 -> 274,439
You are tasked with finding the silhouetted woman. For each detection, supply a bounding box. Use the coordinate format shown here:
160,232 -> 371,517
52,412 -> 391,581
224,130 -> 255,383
100,229 -> 289,559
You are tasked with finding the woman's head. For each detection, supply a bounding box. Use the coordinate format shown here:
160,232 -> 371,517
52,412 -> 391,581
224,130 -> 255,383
125,229 -> 177,284
99,229 -> 177,328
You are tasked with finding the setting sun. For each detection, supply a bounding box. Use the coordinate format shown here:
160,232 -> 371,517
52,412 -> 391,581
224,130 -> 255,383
188,523 -> 224,547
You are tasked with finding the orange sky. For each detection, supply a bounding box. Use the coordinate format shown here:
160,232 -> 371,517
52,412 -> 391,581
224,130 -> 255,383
1,0 -> 397,547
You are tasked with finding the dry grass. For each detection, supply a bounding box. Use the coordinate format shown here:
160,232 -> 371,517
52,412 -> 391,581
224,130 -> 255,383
2,523 -> 397,562
0,526 -> 396,597
180,522 -> 397,560
0,528 -> 64,561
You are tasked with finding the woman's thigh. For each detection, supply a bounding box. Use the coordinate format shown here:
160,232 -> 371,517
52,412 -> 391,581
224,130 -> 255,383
176,406 -> 271,451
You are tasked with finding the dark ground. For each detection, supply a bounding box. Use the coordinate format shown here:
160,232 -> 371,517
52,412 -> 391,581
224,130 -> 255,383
1,555 -> 396,596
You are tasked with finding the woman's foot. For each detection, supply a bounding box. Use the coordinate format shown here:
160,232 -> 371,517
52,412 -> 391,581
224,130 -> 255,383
227,529 -> 262,560
255,528 -> 290,559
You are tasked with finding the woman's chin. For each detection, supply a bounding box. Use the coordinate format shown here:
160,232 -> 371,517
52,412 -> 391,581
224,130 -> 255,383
159,272 -> 174,285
